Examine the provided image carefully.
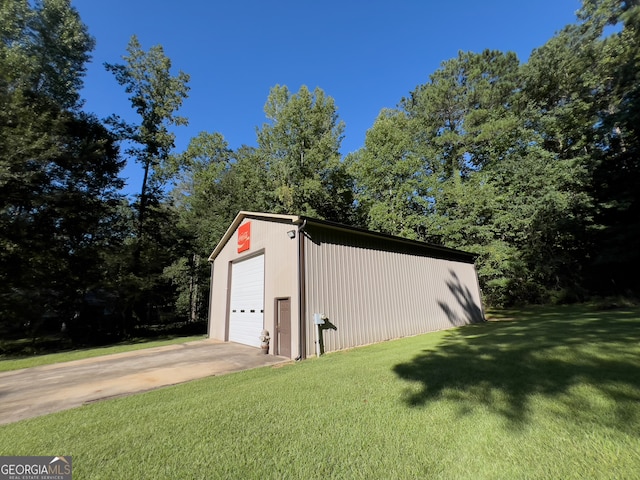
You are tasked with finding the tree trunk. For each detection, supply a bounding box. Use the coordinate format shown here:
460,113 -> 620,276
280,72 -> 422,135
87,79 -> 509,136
189,253 -> 200,323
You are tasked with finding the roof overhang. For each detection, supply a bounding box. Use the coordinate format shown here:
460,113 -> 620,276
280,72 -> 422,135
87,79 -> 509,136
207,211 -> 477,264
297,215 -> 478,263
207,211 -> 302,262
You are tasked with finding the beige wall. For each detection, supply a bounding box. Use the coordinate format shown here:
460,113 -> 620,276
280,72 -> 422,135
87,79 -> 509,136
302,226 -> 483,355
208,216 -> 300,357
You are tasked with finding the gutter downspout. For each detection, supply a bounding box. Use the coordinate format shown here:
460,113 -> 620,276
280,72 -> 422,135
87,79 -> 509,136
297,218 -> 307,360
207,258 -> 214,338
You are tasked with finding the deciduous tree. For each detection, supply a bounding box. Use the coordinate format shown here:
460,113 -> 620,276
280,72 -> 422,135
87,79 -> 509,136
105,36 -> 190,330
0,1 -> 125,336
105,35 -> 190,240
256,85 -> 355,222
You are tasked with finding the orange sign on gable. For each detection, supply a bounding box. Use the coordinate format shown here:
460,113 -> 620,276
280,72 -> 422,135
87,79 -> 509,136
237,222 -> 251,253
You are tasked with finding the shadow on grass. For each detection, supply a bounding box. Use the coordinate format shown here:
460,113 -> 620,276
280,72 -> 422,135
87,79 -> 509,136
393,305 -> 640,433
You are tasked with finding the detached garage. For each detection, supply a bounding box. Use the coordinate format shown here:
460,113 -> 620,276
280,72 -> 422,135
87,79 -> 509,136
208,212 -> 484,359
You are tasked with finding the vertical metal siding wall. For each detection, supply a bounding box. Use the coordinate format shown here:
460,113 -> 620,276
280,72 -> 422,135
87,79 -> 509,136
304,227 -> 483,354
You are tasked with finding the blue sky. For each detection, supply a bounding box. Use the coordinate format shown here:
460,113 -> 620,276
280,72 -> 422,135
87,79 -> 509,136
71,0 -> 581,195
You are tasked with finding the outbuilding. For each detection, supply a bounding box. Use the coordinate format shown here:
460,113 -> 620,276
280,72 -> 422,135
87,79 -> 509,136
208,211 -> 484,359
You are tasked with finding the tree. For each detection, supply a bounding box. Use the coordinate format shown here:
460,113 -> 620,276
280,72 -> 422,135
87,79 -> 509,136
0,0 -> 124,336
105,35 -> 190,241
350,50 -> 531,304
105,36 -> 190,331
256,85 -> 355,222
1,0 -> 95,111
517,1 -> 640,300
167,132 -> 281,322
577,0 -> 640,294
403,50 -> 522,181
166,132 -> 234,323
170,132 -> 234,248
347,108 -> 429,238
1,0 -> 97,206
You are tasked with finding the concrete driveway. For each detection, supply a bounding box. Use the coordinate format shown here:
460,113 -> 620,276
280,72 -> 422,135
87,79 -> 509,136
0,339 -> 290,425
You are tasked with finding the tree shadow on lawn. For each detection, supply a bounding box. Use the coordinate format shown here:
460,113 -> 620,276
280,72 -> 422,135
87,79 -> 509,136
393,305 -> 640,433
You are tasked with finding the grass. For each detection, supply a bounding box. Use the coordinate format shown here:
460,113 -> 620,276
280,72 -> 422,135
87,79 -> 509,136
1,304 -> 639,479
0,335 -> 207,372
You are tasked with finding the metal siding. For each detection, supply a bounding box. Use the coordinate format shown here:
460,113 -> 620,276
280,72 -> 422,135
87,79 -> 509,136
303,227 -> 483,355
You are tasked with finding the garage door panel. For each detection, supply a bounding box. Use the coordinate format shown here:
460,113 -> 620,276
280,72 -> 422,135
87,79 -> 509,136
229,255 -> 264,348
228,313 -> 263,345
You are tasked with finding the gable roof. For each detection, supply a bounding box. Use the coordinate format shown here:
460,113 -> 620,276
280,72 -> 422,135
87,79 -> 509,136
208,212 -> 301,261
208,211 -> 477,263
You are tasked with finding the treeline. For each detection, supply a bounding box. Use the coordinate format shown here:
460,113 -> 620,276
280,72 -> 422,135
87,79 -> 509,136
1,0 -> 638,345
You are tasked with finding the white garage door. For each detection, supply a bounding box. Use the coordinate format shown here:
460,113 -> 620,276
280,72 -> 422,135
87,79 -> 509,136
228,254 -> 264,347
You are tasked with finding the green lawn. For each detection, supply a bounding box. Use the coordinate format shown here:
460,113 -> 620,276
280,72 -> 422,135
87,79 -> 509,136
0,335 -> 207,372
1,305 -> 639,479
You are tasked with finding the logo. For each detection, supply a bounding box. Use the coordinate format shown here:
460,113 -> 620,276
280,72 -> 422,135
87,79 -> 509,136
0,456 -> 72,480
237,221 -> 251,253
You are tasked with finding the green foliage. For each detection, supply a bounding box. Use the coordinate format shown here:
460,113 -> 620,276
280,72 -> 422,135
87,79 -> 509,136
3,0 -> 639,333
165,131 -> 239,322
347,109 -> 428,237
170,131 -> 236,249
0,109 -> 124,330
0,0 -> 124,335
105,36 -> 192,329
257,85 -> 355,222
105,35 -> 190,175
583,0 -> 640,293
0,0 -> 95,110
349,6 -> 640,305
351,50 -> 534,304
105,35 -> 190,251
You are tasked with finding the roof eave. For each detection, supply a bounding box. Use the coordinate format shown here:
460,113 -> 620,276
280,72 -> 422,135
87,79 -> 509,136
299,216 -> 478,262
207,211 -> 301,262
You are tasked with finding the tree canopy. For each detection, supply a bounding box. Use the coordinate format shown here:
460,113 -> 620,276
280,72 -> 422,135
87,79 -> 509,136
2,0 -> 639,350
1,0 -> 123,339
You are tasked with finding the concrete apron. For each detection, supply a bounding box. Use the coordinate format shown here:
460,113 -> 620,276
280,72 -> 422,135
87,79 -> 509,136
0,339 -> 290,425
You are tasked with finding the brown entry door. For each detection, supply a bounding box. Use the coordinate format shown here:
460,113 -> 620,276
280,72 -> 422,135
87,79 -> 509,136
275,298 -> 291,358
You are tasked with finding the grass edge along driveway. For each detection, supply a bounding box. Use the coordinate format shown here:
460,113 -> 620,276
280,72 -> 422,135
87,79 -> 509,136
0,335 -> 207,372
1,305 -> 639,479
